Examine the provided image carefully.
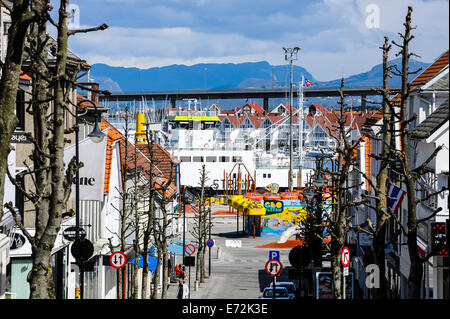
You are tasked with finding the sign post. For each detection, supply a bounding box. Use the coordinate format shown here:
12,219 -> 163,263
341,246 -> 350,299
265,258 -> 283,299
185,244 -> 196,299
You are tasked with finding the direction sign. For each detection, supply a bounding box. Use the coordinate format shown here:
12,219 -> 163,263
206,239 -> 215,248
63,226 -> 86,241
269,250 -> 280,261
185,243 -> 196,256
109,251 -> 127,269
341,246 -> 350,267
265,258 -> 283,277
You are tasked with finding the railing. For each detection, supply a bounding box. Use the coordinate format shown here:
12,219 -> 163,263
418,171 -> 438,209
167,110 -> 218,117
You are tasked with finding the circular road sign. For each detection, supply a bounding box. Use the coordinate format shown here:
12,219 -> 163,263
109,251 -> 127,269
206,239 -> 215,248
185,243 -> 196,256
71,238 -> 94,262
265,258 -> 283,277
288,245 -> 312,269
341,246 -> 351,267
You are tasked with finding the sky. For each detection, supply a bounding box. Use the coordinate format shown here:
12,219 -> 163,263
52,0 -> 449,81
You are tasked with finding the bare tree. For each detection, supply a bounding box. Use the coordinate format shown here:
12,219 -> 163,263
391,6 -> 447,298
0,0 -> 35,223
322,78 -> 365,299
356,36 -> 398,299
189,165 -> 211,285
3,0 -> 107,298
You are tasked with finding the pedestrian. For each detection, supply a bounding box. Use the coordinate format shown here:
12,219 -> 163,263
176,276 -> 184,299
182,274 -> 189,299
175,264 -> 181,276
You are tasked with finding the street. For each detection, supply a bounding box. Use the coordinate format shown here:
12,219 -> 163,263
167,205 -> 298,299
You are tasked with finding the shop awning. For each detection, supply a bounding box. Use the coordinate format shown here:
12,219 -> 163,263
129,254 -> 158,272
167,243 -> 184,255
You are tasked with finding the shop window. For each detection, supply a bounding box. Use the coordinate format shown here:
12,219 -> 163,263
15,90 -> 25,131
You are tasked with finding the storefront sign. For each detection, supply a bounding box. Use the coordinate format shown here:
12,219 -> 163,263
263,200 -> 283,214
10,132 -> 30,144
63,135 -> 107,201
10,233 -> 26,250
63,226 -> 86,241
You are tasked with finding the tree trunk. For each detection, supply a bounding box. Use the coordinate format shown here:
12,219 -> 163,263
29,0 -> 70,299
372,36 -> 393,299
0,0 -> 33,223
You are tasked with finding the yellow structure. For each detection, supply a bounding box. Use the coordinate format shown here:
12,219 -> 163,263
135,113 -> 147,144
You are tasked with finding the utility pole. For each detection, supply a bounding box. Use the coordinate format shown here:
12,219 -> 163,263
283,47 -> 300,191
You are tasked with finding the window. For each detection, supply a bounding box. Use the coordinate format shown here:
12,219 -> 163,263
15,175 -> 25,221
263,174 -> 266,178
232,156 -> 242,162
219,156 -> 229,162
15,90 -> 25,131
205,156 -> 216,162
179,156 -> 191,162
193,156 -> 204,162
3,22 -> 11,35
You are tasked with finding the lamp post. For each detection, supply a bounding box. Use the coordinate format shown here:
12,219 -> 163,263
74,99 -> 106,299
283,46 -> 300,191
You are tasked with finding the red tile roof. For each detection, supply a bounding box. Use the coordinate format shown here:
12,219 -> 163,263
392,50 -> 449,105
101,119 -> 177,196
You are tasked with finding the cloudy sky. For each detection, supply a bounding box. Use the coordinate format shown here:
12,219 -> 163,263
53,0 -> 449,81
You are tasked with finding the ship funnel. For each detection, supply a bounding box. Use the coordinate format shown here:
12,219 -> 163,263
135,113 -> 147,144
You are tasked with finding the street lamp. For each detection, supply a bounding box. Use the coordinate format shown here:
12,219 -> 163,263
283,46 -> 301,191
74,99 -> 106,299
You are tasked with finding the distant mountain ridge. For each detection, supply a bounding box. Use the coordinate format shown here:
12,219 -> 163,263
85,59 -> 430,93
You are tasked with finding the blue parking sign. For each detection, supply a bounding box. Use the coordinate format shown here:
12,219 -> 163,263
269,250 -> 280,260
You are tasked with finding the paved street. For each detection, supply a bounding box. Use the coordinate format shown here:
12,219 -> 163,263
167,205 -> 298,299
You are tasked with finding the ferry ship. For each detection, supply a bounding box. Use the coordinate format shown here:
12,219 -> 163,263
104,82 -> 340,192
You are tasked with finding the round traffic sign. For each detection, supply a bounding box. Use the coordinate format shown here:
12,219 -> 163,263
206,239 -> 215,248
110,251 -> 127,269
265,258 -> 283,277
71,238 -> 94,262
341,246 -> 350,267
185,244 -> 196,255
288,245 -> 311,269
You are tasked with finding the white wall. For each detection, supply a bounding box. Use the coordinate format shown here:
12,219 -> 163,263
0,234 -> 9,299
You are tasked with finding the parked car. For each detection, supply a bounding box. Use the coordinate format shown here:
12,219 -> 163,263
259,287 -> 291,299
269,281 -> 296,299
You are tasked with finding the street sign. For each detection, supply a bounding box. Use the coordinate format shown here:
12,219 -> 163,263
269,250 -> 280,261
288,245 -> 311,269
265,258 -> 283,277
343,266 -> 349,276
185,244 -> 196,256
206,239 -> 215,248
109,251 -> 127,269
430,222 -> 448,256
71,238 -> 94,262
185,256 -> 195,266
63,226 -> 86,241
341,246 -> 350,268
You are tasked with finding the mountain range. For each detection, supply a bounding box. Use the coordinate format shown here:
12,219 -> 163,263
84,58 -> 430,94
